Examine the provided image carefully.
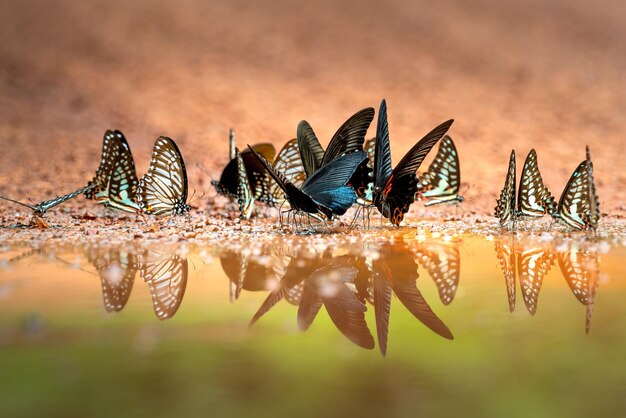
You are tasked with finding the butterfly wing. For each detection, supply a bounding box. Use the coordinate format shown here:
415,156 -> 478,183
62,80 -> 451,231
297,121 -> 325,178
495,237 -> 517,312
373,99 -> 393,192
558,249 -> 599,305
416,135 -> 462,205
87,130 -> 123,200
415,242 -> 461,305
517,149 -> 557,218
495,150 -> 517,228
321,107 -> 375,167
137,137 -> 189,216
301,150 -> 367,216
307,265 -> 374,349
376,118 -> 454,225
266,138 -> 306,205
554,161 -> 593,230
107,131 -> 141,213
141,254 -> 188,320
518,246 -> 554,315
236,148 -> 255,220
372,258 -> 393,356
586,146 -> 600,230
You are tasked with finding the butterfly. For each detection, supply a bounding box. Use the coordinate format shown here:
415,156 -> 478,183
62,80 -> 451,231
91,130 -> 141,213
371,242 -> 453,356
551,153 -> 599,230
557,246 -> 600,334
372,99 -> 454,225
495,149 -> 555,228
494,150 -> 517,228
137,137 -> 190,216
85,130 -> 125,201
296,107 -> 375,178
0,184 -> 95,217
211,129 -> 277,214
85,246 -> 137,313
494,236 -> 555,314
249,145 -> 367,221
140,253 -> 188,320
414,240 -> 461,305
415,135 -> 464,206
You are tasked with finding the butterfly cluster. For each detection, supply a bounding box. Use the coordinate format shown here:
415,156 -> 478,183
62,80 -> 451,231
213,99 -> 457,226
494,146 -> 600,231
0,131 -> 191,220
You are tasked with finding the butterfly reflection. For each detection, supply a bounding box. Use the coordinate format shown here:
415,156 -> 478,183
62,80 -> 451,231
250,254 -> 375,350
219,247 -> 287,302
84,246 -> 137,313
139,251 -> 188,320
557,242 -> 601,334
494,235 -> 555,314
495,235 -> 603,332
367,241 -> 453,356
414,238 -> 461,305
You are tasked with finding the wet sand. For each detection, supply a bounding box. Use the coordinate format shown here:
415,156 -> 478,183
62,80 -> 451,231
0,0 -> 625,230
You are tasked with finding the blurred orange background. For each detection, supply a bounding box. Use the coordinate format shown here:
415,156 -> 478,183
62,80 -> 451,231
0,0 -> 624,215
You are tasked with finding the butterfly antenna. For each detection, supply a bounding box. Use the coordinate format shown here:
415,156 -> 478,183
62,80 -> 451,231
0,194 -> 37,211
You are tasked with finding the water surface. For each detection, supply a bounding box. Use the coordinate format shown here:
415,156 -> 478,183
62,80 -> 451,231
1,231 -> 625,417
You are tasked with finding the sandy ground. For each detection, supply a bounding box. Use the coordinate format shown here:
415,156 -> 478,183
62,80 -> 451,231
0,0 -> 624,232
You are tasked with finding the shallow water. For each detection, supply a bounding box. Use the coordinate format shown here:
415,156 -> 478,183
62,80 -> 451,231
1,231 -> 625,417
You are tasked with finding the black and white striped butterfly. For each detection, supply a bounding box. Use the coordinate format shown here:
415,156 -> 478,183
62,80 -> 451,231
495,149 -> 555,228
415,135 -> 464,206
551,151 -> 599,231
494,237 -> 555,315
558,245 -> 599,334
141,253 -> 188,320
137,137 -> 190,216
85,246 -> 137,313
91,130 -> 141,213
0,184 -> 95,217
